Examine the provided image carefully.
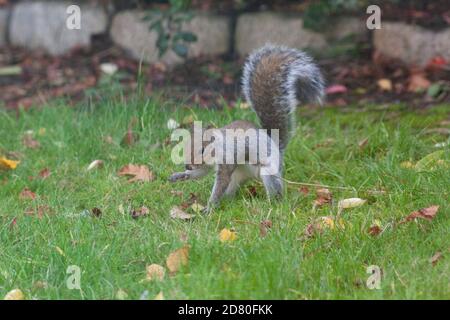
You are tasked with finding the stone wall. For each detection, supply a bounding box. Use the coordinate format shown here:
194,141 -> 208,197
0,1 -> 449,67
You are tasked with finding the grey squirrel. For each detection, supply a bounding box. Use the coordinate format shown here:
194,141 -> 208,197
169,44 -> 324,213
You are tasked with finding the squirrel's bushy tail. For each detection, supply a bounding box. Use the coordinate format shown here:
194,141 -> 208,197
242,44 -> 324,151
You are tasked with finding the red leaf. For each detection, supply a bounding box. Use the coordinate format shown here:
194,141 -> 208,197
400,205 -> 439,224
325,84 -> 348,95
20,188 -> 36,200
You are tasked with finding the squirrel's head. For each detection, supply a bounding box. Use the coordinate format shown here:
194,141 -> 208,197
183,122 -> 215,171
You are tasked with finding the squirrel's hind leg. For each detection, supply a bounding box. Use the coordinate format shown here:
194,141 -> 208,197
261,174 -> 283,199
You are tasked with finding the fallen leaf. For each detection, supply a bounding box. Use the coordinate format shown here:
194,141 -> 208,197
260,220 -> 272,237
118,164 -> 154,183
219,228 -> 237,242
338,198 -> 366,214
377,78 -> 392,91
408,73 -> 431,92
4,289 -> 25,300
146,264 -> 165,281
25,205 -> 51,218
415,150 -> 447,171
22,132 -> 40,149
400,205 -> 439,224
325,84 -> 348,95
430,252 -> 443,267
131,206 -> 150,219
154,291 -> 165,300
368,223 -> 382,237
190,202 -> 204,214
38,168 -> 51,179
298,186 -> 310,195
0,157 -> 20,170
87,160 -> 104,171
313,188 -> 332,208
115,289 -> 128,300
166,245 -> 189,273
303,216 -> 336,238
400,161 -> 415,168
170,206 -> 194,220
20,188 -> 36,200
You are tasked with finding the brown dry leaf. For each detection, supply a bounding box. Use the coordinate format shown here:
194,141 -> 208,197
303,216 -> 336,239
20,188 -> 36,200
166,245 -> 189,274
22,132 -> 40,149
38,168 -> 51,179
118,164 -> 154,183
180,193 -> 199,210
131,206 -> 149,219
430,252 -> 443,267
146,264 -> 165,281
400,205 -> 440,224
368,225 -> 382,237
260,220 -> 272,238
408,73 -> 431,92
299,186 -> 310,195
170,206 -> 194,220
25,205 -> 51,218
313,188 -> 332,208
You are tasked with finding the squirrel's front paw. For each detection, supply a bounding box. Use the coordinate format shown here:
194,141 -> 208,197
169,172 -> 189,183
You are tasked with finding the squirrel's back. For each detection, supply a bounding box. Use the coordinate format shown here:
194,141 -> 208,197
242,44 -> 324,151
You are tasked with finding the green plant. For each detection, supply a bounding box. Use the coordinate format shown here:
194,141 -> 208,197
143,0 -> 198,58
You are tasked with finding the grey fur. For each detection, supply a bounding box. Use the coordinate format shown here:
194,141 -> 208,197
242,43 -> 325,151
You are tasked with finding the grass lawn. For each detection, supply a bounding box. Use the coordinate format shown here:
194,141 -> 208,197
0,93 -> 449,300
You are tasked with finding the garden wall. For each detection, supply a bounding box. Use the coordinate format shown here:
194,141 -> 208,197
0,1 -> 449,67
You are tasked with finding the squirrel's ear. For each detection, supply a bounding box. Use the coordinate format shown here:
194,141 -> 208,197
206,124 -> 215,130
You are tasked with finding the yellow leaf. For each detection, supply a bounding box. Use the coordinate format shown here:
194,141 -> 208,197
377,78 -> 392,91
154,291 -> 165,300
146,264 -> 165,281
166,246 -> 189,274
4,289 -> 25,300
116,289 -> 128,300
319,216 -> 335,229
0,157 -> 20,170
400,161 -> 414,168
219,228 -> 237,242
190,202 -> 205,214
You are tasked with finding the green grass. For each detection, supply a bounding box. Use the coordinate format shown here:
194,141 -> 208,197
0,94 -> 449,300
